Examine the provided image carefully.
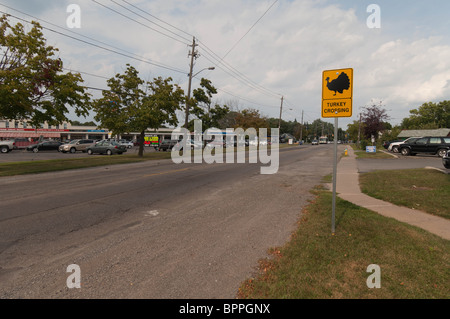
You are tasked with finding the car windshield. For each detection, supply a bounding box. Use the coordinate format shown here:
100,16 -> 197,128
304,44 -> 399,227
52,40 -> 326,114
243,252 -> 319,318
69,140 -> 79,144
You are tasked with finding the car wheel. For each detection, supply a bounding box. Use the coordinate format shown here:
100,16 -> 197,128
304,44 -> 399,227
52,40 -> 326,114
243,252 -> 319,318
87,149 -> 93,155
401,148 -> 410,156
392,146 -> 399,153
106,149 -> 112,155
0,146 -> 9,153
33,148 -> 39,153
437,149 -> 447,157
70,147 -> 76,153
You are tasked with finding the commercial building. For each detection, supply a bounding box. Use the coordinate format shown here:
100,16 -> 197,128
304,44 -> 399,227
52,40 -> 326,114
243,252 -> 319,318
0,119 -> 175,147
397,128 -> 450,138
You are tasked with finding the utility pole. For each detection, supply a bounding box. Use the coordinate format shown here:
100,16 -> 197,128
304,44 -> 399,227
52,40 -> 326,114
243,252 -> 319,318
299,110 -> 304,142
184,37 -> 199,129
358,113 -> 361,147
278,96 -> 284,131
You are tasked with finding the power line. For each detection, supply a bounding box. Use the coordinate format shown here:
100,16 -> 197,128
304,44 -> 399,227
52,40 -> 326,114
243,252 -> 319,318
216,87 -> 280,110
62,67 -> 110,80
84,86 -> 109,92
199,52 -> 279,101
109,0 -> 283,101
91,0 -> 190,46
120,0 -> 194,39
113,0 -> 192,43
0,9 -> 187,74
1,2 -> 298,117
198,41 -> 282,99
217,0 -> 279,65
194,0 -> 282,101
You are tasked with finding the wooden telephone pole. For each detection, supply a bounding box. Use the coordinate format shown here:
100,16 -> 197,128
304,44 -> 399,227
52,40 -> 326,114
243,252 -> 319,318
184,37 -> 199,128
278,96 -> 284,131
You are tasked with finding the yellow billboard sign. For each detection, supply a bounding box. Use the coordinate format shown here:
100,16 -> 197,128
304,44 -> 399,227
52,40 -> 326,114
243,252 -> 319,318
322,68 -> 353,117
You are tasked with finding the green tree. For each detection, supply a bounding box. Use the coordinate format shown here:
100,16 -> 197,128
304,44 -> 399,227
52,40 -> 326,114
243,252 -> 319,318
401,101 -> 450,129
234,108 -> 269,131
216,110 -> 239,129
361,102 -> 389,141
346,120 -> 363,143
70,120 -> 97,126
189,78 -> 229,130
0,15 -> 90,126
93,64 -> 185,157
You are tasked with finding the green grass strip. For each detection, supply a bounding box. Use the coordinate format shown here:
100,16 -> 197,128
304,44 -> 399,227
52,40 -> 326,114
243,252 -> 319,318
238,187 -> 450,299
0,152 -> 172,176
360,168 -> 450,220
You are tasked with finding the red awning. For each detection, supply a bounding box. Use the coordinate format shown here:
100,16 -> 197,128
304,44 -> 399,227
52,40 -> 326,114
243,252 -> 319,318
0,132 -> 61,138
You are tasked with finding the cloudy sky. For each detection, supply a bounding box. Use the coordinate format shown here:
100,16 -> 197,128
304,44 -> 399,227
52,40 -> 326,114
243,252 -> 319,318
1,0 -> 450,129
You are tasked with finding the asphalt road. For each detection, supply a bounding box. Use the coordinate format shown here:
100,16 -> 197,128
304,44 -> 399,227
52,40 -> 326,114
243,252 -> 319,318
0,144 -> 339,298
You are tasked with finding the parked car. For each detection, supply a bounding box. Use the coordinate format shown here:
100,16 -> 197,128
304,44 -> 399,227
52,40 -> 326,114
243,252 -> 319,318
384,139 -> 400,150
59,139 -> 95,153
86,140 -> 127,155
311,140 -> 319,145
156,140 -> 179,151
12,138 -> 34,149
171,139 -> 203,151
398,136 -> 450,157
388,137 -> 421,153
382,140 -> 392,149
443,150 -> 450,169
204,140 -> 227,149
118,139 -> 134,149
26,141 -> 63,153
0,139 -> 15,153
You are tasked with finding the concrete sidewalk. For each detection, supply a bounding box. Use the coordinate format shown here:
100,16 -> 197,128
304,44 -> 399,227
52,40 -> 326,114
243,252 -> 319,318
335,146 -> 450,241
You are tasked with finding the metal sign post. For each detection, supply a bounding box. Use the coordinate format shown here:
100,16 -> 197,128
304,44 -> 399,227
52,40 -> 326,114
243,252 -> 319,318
322,68 -> 353,234
332,117 -> 338,234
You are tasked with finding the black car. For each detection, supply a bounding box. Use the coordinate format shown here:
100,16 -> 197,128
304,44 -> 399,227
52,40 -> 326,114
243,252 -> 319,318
26,141 -> 63,153
399,136 -> 450,157
443,150 -> 450,169
155,140 -> 179,151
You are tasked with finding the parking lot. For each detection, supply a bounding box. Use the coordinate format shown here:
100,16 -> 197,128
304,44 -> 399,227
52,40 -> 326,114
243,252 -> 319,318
358,152 -> 449,173
0,146 -> 157,163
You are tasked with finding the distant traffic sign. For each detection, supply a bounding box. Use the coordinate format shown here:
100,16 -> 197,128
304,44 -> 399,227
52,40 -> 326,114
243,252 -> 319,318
322,68 -> 353,117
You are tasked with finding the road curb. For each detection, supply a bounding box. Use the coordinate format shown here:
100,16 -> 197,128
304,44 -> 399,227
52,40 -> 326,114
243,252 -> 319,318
425,166 -> 449,175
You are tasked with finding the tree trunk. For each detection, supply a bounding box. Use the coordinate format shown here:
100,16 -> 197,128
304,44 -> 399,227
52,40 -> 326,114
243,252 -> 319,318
138,130 -> 145,157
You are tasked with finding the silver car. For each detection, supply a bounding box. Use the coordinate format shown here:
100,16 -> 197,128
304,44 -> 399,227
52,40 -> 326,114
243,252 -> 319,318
59,139 -> 95,153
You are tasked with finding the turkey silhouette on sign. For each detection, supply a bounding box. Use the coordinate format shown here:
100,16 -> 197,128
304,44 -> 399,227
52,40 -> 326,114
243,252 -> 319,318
322,68 -> 353,118
325,72 -> 350,96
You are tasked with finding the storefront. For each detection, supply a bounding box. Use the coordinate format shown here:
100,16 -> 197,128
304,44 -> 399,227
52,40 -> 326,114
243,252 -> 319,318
0,119 -> 177,146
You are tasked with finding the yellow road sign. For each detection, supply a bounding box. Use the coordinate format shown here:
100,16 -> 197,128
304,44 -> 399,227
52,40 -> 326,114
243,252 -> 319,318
322,68 -> 353,117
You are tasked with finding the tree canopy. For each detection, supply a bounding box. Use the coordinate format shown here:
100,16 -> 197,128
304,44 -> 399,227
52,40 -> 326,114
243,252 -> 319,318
361,102 -> 390,140
93,64 -> 184,156
188,78 -> 229,130
0,15 -> 91,126
401,101 -> 450,129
